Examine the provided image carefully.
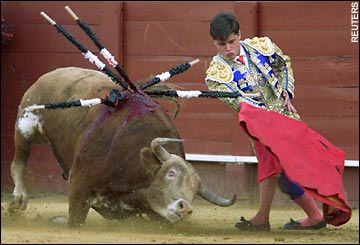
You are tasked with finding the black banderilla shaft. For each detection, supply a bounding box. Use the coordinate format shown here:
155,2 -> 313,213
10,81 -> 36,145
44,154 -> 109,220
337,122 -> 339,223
25,89 -> 253,111
64,6 -> 138,92
145,90 -> 244,98
140,59 -> 200,90
26,89 -> 127,111
40,11 -> 132,92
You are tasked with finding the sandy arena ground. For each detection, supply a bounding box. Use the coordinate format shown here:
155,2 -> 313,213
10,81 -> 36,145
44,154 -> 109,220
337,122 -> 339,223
1,194 -> 359,244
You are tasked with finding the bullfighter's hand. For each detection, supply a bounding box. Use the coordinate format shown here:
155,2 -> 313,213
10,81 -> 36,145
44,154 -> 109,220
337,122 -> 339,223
281,89 -> 297,113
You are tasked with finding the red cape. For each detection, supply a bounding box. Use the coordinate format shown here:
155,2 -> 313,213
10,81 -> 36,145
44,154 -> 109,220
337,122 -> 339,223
238,102 -> 352,226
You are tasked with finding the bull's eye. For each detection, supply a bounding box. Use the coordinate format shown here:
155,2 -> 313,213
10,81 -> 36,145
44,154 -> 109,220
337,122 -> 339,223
168,169 -> 176,177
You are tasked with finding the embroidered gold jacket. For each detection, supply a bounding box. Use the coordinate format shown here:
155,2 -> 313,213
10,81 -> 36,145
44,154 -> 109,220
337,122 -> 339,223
205,36 -> 300,120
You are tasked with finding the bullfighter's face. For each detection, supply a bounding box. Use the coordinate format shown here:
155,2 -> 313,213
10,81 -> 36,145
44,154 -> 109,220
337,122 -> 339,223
213,31 -> 241,60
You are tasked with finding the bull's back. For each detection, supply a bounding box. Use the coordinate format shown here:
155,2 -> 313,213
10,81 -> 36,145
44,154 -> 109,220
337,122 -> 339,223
21,67 -> 118,108
18,67 -> 122,140
15,67 -> 123,169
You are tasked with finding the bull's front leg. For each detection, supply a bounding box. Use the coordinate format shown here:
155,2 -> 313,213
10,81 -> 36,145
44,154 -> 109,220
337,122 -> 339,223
68,193 -> 91,227
67,177 -> 91,228
9,132 -> 31,213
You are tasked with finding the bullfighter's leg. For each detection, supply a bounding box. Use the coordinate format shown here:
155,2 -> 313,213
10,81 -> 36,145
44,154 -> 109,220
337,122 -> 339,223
250,175 -> 277,225
9,130 -> 31,212
279,172 -> 325,229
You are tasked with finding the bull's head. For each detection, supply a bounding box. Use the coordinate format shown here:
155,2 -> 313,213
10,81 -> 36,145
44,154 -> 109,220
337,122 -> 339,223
141,137 -> 236,223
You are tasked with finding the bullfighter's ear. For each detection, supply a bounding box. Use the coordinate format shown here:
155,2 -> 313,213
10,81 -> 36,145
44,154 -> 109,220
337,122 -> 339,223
140,147 -> 161,176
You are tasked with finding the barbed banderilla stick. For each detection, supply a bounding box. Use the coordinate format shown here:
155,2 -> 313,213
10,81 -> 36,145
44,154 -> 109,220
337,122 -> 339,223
26,99 -> 103,111
26,89 -> 126,111
145,90 -> 260,98
26,89 -> 259,111
64,6 -> 138,92
140,59 -> 200,90
40,11 -> 133,92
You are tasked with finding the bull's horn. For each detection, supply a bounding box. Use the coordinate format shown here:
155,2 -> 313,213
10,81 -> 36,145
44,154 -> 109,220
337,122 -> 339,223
198,185 -> 236,207
150,137 -> 184,162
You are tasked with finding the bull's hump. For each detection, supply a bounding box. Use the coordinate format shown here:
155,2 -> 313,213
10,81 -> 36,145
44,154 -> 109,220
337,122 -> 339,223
76,93 -> 162,155
120,93 -> 160,114
55,67 -> 105,77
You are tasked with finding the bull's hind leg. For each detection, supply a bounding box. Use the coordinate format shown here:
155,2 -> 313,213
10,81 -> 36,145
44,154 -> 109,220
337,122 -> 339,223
9,129 -> 32,212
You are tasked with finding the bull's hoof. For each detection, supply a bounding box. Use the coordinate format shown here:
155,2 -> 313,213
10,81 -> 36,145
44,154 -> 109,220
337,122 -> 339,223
8,202 -> 25,216
9,194 -> 28,213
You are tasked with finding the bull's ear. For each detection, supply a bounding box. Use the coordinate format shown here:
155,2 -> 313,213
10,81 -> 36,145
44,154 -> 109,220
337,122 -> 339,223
140,147 -> 161,177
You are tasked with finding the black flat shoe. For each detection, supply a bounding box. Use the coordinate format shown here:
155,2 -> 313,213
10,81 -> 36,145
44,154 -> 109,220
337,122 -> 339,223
235,216 -> 271,231
283,218 -> 326,230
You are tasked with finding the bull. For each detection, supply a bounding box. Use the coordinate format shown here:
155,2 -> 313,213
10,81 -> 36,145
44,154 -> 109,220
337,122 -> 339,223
9,67 -> 235,227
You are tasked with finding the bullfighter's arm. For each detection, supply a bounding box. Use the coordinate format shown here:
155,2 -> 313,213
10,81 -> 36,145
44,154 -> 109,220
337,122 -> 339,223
272,42 -> 296,99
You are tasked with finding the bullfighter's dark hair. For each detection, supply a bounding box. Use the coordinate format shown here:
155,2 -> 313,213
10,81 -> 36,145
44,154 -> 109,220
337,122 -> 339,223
210,12 -> 240,41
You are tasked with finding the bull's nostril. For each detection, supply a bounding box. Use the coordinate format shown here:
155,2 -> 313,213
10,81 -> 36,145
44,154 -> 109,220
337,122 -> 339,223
179,201 -> 184,209
188,210 -> 193,214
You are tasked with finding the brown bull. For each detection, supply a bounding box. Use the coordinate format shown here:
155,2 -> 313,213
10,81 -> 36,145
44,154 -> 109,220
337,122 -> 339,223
9,67 -> 235,227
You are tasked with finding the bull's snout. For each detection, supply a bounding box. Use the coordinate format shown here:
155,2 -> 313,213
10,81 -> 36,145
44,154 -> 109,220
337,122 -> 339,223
175,199 -> 193,217
166,199 -> 193,223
